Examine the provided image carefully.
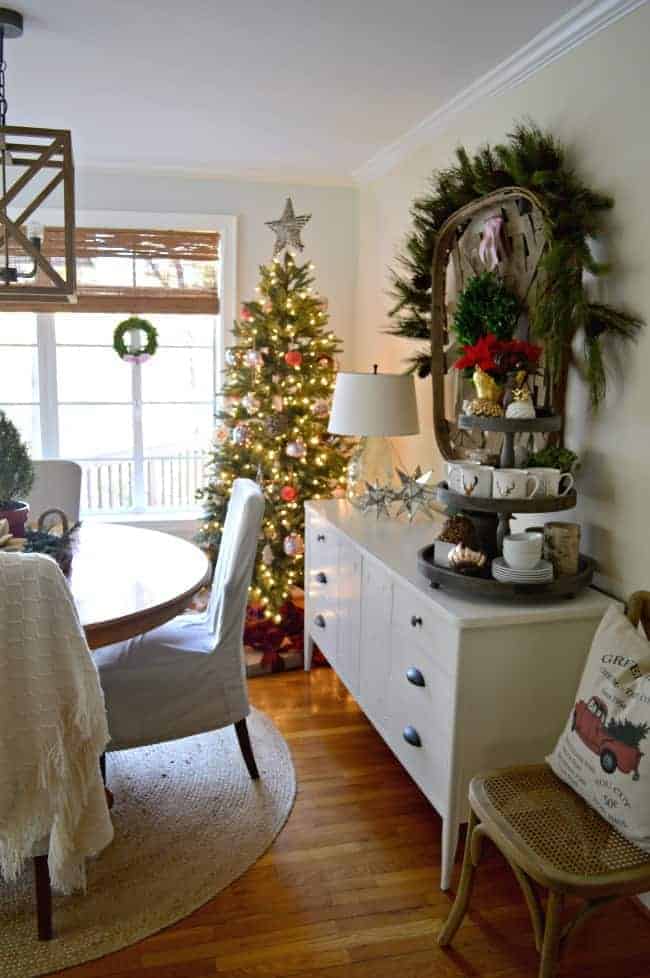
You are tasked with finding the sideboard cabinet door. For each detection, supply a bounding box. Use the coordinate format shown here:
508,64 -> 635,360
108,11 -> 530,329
359,559 -> 393,733
336,537 -> 362,697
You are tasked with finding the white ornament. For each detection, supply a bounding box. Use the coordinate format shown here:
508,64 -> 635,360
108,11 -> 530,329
286,439 -> 306,459
262,544 -> 274,566
245,349 -> 264,368
232,424 -> 249,446
283,532 -> 304,557
225,348 -> 240,367
506,398 -> 536,419
242,393 -> 261,415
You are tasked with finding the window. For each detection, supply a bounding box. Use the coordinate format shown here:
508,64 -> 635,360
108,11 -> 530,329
0,226 -> 221,515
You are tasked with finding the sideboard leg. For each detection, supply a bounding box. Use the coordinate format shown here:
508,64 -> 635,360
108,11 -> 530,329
304,631 -> 314,671
441,814 -> 461,890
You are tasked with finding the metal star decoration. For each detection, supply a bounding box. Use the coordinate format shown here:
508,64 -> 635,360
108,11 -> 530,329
394,467 -> 439,522
266,198 -> 311,255
359,481 -> 393,519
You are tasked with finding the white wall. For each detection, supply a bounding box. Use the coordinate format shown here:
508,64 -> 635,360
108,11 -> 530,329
74,169 -> 359,366
354,3 -> 650,599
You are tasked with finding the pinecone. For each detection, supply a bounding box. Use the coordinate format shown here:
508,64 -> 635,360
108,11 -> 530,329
437,514 -> 477,547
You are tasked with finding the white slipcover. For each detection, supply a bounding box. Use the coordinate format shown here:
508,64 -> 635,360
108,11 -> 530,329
95,479 -> 265,751
28,460 -> 82,524
0,552 -> 113,894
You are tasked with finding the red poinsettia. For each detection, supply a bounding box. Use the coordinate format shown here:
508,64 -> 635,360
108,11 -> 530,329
454,333 -> 542,381
454,333 -> 501,373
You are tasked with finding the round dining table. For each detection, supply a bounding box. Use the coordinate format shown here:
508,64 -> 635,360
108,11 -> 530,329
69,523 -> 210,650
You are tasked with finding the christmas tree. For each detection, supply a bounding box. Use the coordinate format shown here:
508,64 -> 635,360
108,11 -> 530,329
197,202 -> 349,624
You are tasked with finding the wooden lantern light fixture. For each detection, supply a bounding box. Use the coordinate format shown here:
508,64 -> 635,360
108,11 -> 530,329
0,7 -> 76,303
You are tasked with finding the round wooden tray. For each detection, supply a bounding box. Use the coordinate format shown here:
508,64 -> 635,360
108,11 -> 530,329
457,413 -> 562,467
437,481 -> 577,515
457,414 -> 562,434
418,545 -> 595,599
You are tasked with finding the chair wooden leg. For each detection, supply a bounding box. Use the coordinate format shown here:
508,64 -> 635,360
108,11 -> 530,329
234,718 -> 260,780
438,808 -> 481,946
539,890 -> 564,978
100,752 -> 114,810
33,855 -> 53,941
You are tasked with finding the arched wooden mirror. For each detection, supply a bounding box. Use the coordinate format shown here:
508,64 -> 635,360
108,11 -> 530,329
430,187 -> 550,462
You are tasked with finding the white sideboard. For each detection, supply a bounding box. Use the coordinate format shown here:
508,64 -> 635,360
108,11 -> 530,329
303,500 -> 613,890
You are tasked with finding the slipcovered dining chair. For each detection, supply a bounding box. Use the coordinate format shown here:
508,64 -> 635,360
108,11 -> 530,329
95,478 -> 266,778
0,551 -> 113,940
28,459 -> 82,524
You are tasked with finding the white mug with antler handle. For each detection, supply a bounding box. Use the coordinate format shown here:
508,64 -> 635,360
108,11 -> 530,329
447,462 -> 493,498
492,468 -> 541,500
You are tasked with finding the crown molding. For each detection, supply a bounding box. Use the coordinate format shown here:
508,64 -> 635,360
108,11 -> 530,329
353,0 -> 648,183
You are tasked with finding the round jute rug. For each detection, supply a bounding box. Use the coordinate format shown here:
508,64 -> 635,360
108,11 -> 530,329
1,707 -> 296,978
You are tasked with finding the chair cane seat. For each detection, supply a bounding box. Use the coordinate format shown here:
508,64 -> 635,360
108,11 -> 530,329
470,764 -> 650,891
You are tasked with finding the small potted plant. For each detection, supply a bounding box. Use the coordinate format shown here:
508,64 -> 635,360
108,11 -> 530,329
0,410 -> 34,537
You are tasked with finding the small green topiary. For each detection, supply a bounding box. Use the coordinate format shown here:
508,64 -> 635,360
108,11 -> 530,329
0,410 -> 34,508
452,271 -> 520,348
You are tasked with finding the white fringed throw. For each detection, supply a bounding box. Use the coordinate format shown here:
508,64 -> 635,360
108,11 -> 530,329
0,552 -> 113,893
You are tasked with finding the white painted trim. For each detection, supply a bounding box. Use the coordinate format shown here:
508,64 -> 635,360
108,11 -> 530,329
353,0 -> 649,183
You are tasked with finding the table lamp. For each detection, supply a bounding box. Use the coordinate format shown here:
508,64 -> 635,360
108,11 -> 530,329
328,366 -> 419,507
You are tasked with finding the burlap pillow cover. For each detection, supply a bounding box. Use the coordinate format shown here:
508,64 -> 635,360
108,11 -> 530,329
547,604 -> 650,851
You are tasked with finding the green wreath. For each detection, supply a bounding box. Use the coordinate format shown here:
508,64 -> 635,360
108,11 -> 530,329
388,122 -> 643,407
113,317 -> 158,361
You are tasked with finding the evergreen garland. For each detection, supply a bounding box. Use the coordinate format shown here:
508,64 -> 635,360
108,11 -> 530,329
387,123 -> 643,405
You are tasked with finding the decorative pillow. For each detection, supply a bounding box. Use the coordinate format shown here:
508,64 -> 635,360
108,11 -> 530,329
547,604 -> 650,851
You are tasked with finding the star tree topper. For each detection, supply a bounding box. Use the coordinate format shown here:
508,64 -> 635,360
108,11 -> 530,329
266,198 -> 311,255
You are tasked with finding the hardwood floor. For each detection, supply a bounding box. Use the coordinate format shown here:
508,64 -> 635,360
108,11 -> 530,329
58,667 -> 650,978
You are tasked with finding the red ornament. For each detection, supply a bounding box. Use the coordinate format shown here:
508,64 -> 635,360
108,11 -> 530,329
284,350 -> 303,367
240,306 -> 254,322
280,485 -> 298,502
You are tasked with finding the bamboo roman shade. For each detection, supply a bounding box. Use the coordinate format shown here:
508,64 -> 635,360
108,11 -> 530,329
0,227 -> 220,314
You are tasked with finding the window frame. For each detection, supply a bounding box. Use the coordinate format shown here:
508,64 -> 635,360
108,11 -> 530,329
3,209 -> 238,517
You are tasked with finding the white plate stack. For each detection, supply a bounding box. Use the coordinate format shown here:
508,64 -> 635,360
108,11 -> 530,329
492,557 -> 554,584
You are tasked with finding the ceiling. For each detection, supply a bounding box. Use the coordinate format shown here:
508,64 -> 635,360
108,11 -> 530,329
6,0 -> 578,184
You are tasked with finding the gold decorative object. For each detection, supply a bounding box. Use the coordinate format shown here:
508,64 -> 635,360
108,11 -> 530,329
466,366 -> 505,417
466,398 -> 505,418
448,543 -> 487,575
506,368 -> 536,419
472,366 -> 504,403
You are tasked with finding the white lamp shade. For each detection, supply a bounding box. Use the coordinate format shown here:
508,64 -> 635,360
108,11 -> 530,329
328,371 -> 419,437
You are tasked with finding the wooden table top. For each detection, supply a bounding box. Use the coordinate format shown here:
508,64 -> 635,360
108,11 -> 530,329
69,523 -> 210,650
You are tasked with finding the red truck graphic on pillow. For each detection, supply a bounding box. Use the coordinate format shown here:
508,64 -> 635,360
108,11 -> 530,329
572,696 -> 646,781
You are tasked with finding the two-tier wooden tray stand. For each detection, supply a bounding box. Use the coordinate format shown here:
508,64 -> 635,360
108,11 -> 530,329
418,415 -> 595,599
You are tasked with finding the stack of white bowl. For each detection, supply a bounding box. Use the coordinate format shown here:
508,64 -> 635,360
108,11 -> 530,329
492,532 -> 554,583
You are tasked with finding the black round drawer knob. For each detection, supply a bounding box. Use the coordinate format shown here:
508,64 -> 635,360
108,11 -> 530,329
403,726 -> 422,748
317,533 -> 326,542
316,572 -> 328,584
314,614 -> 326,629
406,667 -> 426,687
410,615 -> 423,628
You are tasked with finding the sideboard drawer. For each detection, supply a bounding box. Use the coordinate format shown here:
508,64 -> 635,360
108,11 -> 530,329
392,581 -> 456,674
390,639 -> 452,732
309,596 -> 338,664
387,689 -> 450,812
